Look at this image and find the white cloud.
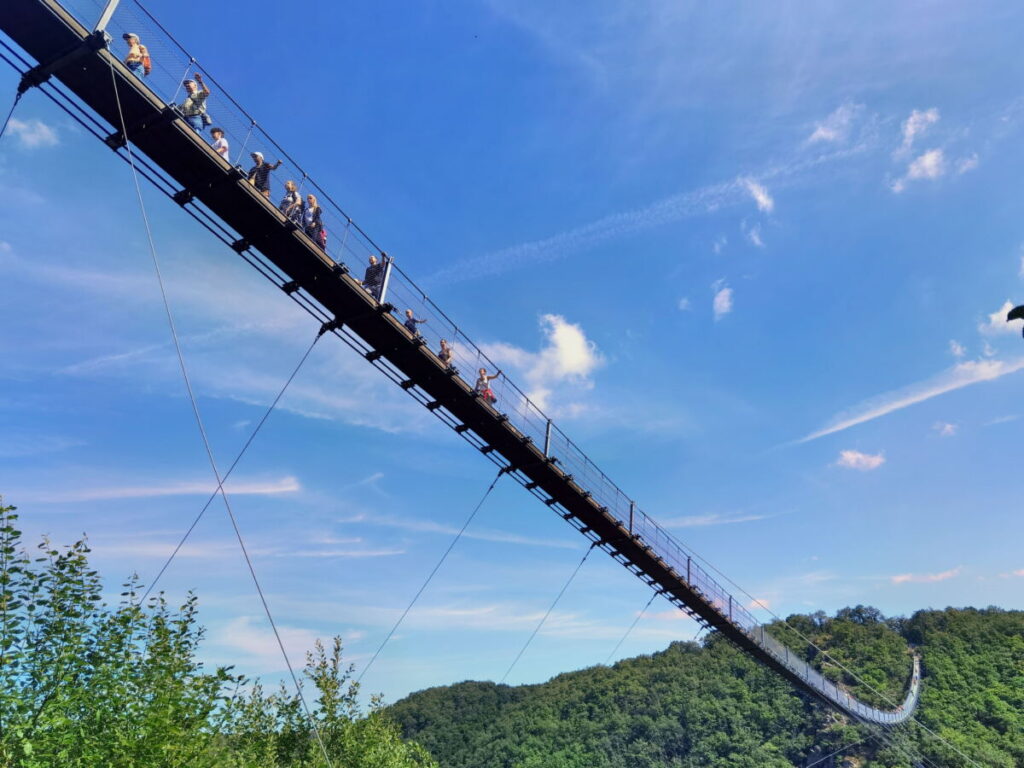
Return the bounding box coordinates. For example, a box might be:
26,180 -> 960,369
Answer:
801,357 -> 1024,442
907,149 -> 946,181
807,102 -> 863,144
481,313 -> 603,413
677,297 -> 692,311
712,283 -> 733,320
28,475 -> 300,503
890,566 -> 962,585
980,300 -> 1024,335
741,178 -> 774,212
948,339 -> 965,358
834,450 -> 885,471
896,107 -> 939,157
956,153 -> 979,174
746,598 -> 772,611
1014,569 -> 1024,577
932,422 -> 957,437
7,117 -> 59,149
712,236 -> 727,254
892,149 -> 946,192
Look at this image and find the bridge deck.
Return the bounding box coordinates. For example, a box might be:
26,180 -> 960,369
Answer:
0,0 -> 919,725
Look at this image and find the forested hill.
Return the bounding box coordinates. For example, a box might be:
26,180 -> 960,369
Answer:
387,607 -> 1024,768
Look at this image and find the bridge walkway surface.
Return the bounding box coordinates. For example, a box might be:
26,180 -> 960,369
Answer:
0,0 -> 921,726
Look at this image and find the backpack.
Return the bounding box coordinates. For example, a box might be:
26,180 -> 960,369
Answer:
140,45 -> 152,76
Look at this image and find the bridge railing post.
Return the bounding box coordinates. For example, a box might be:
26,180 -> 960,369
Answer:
93,0 -> 121,33
543,418 -> 552,457
629,501 -> 635,534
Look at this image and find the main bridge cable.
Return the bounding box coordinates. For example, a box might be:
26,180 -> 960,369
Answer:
103,58 -> 336,768
500,541 -> 598,685
138,329 -> 323,606
355,467 -> 506,686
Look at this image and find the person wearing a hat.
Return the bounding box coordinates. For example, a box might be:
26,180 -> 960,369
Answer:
179,72 -> 210,132
122,33 -> 151,78
247,151 -> 282,198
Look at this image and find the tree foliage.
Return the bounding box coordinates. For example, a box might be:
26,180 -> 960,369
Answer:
389,605 -> 1024,768
0,503 -> 434,768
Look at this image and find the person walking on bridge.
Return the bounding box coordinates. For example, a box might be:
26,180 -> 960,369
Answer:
403,309 -> 427,338
303,193 -> 325,249
358,254 -> 385,300
179,73 -> 210,133
247,152 -> 281,198
279,180 -> 302,224
475,368 -> 501,405
438,338 -> 454,369
121,33 -> 151,79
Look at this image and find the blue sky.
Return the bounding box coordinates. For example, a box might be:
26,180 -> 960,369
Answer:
2,0 -> 1024,705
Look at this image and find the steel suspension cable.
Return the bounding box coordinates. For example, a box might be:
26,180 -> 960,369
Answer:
356,468 -> 505,686
138,329 -> 323,605
604,590 -> 659,665
500,541 -> 597,684
104,59 -> 335,768
0,90 -> 22,142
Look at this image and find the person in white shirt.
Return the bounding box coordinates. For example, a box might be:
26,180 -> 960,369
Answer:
210,127 -> 229,164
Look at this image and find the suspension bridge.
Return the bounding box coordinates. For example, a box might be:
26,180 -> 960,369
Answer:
0,0 -> 931,748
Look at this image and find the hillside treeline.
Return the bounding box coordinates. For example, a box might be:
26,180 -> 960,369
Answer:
389,606 -> 1024,767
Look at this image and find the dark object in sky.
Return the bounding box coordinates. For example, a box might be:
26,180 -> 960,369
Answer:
1009,304 -> 1024,337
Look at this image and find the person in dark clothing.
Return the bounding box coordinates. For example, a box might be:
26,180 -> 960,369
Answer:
247,151 -> 282,198
403,309 -> 426,338
358,254 -> 385,299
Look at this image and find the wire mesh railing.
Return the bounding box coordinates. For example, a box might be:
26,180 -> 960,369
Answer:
41,0 -> 921,725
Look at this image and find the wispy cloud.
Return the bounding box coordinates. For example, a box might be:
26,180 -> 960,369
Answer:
890,566 -> 962,585
7,117 -> 59,149
741,178 -> 774,212
677,297 -> 692,311
742,220 -> 765,248
340,512 -> 580,550
834,449 -> 885,471
932,421 -> 957,437
948,339 -> 966,358
984,414 -> 1019,426
807,102 -> 864,145
800,357 -> 1024,442
660,512 -> 769,528
956,153 -> 979,174
895,107 -> 939,157
27,475 -> 300,503
424,141 -> 874,286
